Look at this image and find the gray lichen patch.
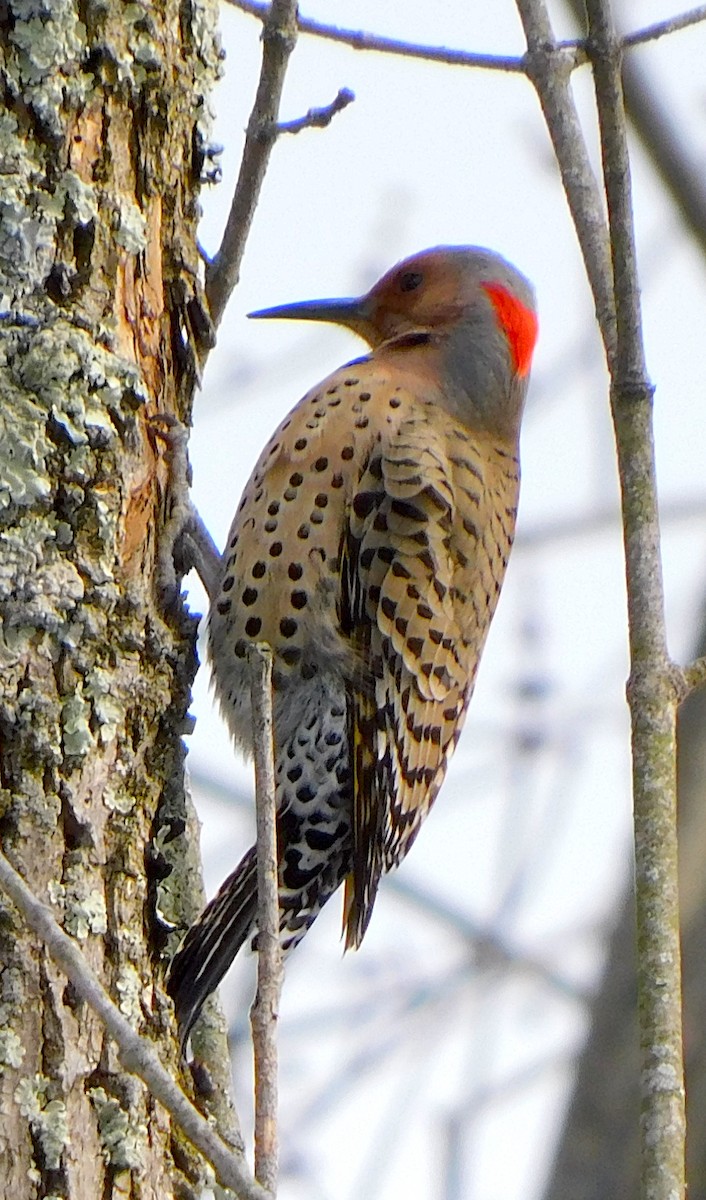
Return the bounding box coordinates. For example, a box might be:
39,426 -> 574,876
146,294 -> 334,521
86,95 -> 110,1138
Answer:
101,781 -> 136,814
98,2 -> 164,90
60,169 -> 99,227
0,516 -> 85,640
14,323 -> 147,435
0,782 -> 62,835
153,774 -> 204,934
0,965 -> 23,1028
62,871 -> 108,939
0,111 -> 58,306
61,686 -> 95,757
6,0 -> 91,137
0,322 -> 150,636
0,1027 -> 25,1070
114,197 -> 147,255
0,321 -> 147,509
84,665 -> 123,743
0,315 -> 171,849
88,1085 -> 147,1170
14,1074 -> 70,1171
0,383 -> 53,507
115,963 -> 144,1026
0,3 -> 96,307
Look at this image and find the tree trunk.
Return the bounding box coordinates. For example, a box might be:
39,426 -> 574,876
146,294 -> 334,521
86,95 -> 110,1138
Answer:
0,2 -> 233,1194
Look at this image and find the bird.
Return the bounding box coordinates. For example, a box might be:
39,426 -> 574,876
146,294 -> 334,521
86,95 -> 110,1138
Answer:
167,245 -> 538,1046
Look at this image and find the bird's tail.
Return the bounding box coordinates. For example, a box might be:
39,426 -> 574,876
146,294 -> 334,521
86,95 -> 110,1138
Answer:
167,846 -> 258,1049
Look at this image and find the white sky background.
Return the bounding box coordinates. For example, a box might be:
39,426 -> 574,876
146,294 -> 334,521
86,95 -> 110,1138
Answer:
183,4 -> 706,1198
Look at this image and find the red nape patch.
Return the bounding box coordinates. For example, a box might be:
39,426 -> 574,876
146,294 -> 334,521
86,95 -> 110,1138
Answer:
482,283 -> 538,377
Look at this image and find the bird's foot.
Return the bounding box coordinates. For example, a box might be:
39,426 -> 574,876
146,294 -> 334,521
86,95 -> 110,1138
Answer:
148,414 -> 223,611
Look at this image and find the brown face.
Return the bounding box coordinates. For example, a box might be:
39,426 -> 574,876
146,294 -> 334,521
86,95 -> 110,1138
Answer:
363,251 -> 469,344
365,248 -> 538,378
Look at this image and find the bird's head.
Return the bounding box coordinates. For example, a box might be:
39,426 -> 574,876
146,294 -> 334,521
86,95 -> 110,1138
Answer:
250,246 -> 538,437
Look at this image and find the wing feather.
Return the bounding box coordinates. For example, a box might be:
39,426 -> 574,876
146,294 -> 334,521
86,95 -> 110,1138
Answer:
342,403 -> 480,947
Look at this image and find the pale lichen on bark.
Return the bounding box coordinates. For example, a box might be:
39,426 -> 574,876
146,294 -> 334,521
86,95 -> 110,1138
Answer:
0,0 -> 234,1194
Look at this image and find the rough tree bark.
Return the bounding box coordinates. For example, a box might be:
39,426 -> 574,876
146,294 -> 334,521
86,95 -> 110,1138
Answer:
0,2 -> 237,1195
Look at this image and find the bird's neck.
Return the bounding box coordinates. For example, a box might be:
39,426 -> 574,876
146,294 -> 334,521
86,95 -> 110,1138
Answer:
377,323 -> 525,443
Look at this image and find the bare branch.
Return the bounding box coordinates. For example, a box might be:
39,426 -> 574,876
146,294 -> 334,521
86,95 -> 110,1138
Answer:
0,849 -> 270,1200
623,5 -> 706,48
586,18 -> 647,381
515,0 -> 615,355
585,1 -> 685,1195
224,1 -> 706,80
205,0 -> 299,330
277,87 -> 355,135
249,644 -> 283,1194
226,0 -> 531,72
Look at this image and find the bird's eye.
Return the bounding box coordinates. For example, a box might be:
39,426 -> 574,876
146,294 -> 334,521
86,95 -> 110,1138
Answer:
399,271 -> 423,293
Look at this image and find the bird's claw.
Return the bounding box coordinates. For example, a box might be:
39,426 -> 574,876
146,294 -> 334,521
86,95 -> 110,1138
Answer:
148,413 -> 223,609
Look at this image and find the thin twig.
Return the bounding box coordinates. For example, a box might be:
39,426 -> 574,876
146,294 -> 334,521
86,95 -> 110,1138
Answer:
225,0 -> 531,72
249,644 -> 283,1195
623,4 -> 706,48
226,1 -> 706,73
0,848 -> 270,1200
586,20 -> 647,378
277,87 -> 355,135
205,0 -> 299,329
585,2 -> 685,1197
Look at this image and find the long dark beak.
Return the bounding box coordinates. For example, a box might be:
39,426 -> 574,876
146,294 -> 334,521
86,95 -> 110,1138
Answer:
248,295 -> 374,340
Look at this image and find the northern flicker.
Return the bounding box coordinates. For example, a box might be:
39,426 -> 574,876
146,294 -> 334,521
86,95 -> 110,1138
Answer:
168,245 -> 538,1044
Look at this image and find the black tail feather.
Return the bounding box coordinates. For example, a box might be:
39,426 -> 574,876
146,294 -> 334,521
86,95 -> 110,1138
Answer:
167,846 -> 258,1049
